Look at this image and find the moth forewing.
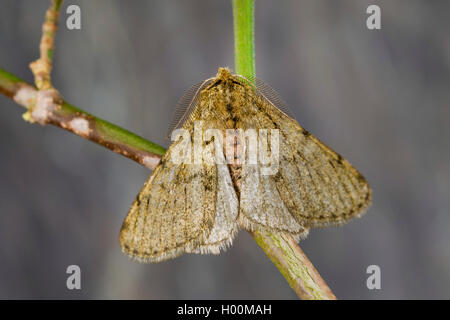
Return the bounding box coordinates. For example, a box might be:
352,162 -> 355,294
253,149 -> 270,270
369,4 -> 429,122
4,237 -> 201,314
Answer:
253,90 -> 372,228
119,141 -> 219,262
258,129 -> 280,176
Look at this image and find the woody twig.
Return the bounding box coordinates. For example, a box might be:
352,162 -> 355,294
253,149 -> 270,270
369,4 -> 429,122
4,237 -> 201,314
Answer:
0,68 -> 164,169
29,0 -> 63,90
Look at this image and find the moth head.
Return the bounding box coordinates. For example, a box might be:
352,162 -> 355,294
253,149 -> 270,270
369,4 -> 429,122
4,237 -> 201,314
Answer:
216,67 -> 234,82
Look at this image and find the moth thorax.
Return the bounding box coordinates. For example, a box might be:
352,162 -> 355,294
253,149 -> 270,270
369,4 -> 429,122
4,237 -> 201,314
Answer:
216,67 -> 234,82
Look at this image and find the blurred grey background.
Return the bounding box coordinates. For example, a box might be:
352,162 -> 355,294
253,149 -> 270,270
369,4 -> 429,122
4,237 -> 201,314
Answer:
0,0 -> 449,299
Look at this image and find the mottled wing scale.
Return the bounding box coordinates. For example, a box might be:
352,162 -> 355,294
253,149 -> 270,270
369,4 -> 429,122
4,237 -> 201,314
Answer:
120,79 -> 240,262
190,81 -> 243,254
237,76 -> 371,230
119,150 -> 217,262
239,163 -> 309,240
229,80 -> 307,238
193,163 -> 239,254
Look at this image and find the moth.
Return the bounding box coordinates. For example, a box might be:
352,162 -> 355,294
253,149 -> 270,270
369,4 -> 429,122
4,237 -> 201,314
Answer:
119,68 -> 371,262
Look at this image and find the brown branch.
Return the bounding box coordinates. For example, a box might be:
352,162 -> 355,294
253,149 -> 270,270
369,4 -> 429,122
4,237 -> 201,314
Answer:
29,0 -> 63,90
1,69 -> 164,169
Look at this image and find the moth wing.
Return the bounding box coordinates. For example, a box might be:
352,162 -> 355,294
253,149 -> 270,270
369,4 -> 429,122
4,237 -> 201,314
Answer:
166,79 -> 213,139
191,100 -> 240,254
276,119 -> 371,228
193,163 -> 239,254
239,163 -> 309,239
121,89 -> 239,261
119,145 -> 216,262
239,79 -> 371,231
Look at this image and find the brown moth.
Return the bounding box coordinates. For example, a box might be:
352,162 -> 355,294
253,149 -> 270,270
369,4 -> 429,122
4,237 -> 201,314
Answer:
119,68 -> 372,262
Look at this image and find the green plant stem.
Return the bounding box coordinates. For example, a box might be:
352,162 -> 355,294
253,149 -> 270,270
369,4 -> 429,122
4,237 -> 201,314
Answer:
232,0 -> 255,80
232,0 -> 336,300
